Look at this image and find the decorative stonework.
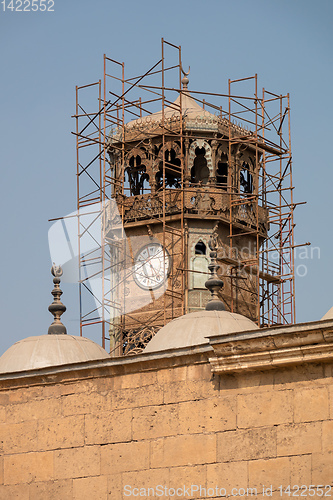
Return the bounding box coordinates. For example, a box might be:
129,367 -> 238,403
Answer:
208,320 -> 333,374
191,190 -> 216,213
187,139 -> 213,177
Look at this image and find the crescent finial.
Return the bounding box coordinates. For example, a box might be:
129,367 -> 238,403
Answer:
181,65 -> 190,90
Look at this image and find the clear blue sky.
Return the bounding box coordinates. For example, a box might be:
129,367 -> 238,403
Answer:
0,0 -> 332,354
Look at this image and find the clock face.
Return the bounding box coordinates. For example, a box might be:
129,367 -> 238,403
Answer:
134,243 -> 170,290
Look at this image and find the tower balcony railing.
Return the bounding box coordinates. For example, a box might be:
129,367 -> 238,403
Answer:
114,186 -> 268,233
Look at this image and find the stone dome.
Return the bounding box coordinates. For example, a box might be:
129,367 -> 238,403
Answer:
123,91 -> 220,137
126,92 -> 217,127
144,310 -> 259,353
110,80 -> 248,142
0,335 -> 110,374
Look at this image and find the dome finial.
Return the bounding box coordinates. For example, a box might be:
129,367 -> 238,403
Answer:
181,65 -> 190,90
205,227 -> 226,311
48,264 -> 67,335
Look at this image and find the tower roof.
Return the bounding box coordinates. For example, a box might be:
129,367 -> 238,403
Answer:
125,91 -> 219,132
109,71 -> 252,144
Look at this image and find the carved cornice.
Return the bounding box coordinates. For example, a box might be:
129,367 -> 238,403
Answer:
208,320 -> 333,374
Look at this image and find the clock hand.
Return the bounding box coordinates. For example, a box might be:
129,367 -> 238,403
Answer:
142,262 -> 150,277
148,261 -> 156,275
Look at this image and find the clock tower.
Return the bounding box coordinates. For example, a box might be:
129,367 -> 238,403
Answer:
105,71 -> 269,355
75,44 -> 295,355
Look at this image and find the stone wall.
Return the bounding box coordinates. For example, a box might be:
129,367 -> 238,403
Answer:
0,347 -> 332,499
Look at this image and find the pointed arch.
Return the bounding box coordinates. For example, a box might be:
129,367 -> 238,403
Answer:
155,141 -> 182,189
188,139 -> 213,184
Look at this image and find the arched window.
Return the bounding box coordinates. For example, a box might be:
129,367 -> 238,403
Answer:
216,156 -> 228,189
195,241 -> 207,255
192,240 -> 209,289
156,148 -> 181,189
191,147 -> 210,184
240,162 -> 253,194
125,155 -> 149,195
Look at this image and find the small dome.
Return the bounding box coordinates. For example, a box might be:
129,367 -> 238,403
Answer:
0,335 -> 110,374
144,310 -> 258,353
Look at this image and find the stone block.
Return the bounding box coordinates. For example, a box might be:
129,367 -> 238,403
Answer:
62,391 -> 110,417
113,371 -> 157,390
0,394 -> 9,406
169,465 -> 205,497
178,397 -> 236,434
122,468 -> 170,498
29,479 -> 73,499
7,387 -> 41,404
312,452 -> 333,485
163,380 -> 215,404
0,484 -> 30,499
0,421 -> 38,453
324,364 -> 333,379
186,363 -> 212,381
6,398 -> 61,423
237,390 -> 293,428
207,461 -> 247,491
235,370 -> 275,392
101,441 -> 149,474
248,457 -> 290,490
4,451 -> 54,484
57,381 -> 98,397
85,408 -> 132,445
217,427 -> 276,462
112,384 -> 163,410
92,376 -> 114,395
218,370 -> 274,397
156,366 -> 187,385
54,446 -> 100,479
277,422 -> 322,456
73,476 -> 108,500
290,455 -> 312,485
60,380 -> 99,395
0,408 -> 5,424
294,387 -> 329,423
107,473 -> 123,500
273,365 -> 326,390
37,415 -> 85,450
150,434 -> 216,468
322,420 -> 333,452
132,404 -> 179,440
329,386 -> 333,419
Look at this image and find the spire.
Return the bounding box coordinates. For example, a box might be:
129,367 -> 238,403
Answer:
205,228 -> 226,311
181,65 -> 190,91
48,264 -> 67,335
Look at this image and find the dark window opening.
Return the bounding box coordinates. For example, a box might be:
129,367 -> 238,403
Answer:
156,148 -> 181,189
216,161 -> 228,188
195,241 -> 206,255
125,155 -> 149,195
191,147 -> 209,184
240,162 -> 253,194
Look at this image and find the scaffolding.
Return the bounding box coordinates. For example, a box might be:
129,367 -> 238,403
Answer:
226,76 -> 296,326
73,39 -> 297,355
